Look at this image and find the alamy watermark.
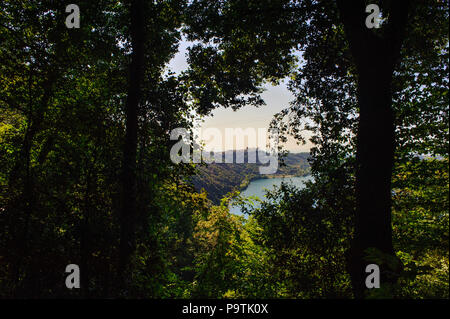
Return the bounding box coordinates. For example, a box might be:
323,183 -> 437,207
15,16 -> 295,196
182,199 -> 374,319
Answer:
365,264 -> 380,289
170,127 -> 279,175
366,4 -> 381,29
65,264 -> 80,289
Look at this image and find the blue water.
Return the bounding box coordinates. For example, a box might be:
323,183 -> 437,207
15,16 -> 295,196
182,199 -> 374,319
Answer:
229,175 -> 313,215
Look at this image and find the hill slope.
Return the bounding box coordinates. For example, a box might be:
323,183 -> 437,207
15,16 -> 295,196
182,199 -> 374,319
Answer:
190,151 -> 310,204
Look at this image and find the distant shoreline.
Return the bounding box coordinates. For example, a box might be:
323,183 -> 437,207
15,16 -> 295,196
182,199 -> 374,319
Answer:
239,173 -> 311,191
191,152 -> 311,204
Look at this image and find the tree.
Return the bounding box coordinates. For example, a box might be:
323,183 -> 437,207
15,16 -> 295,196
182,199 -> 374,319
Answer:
272,0 -> 448,297
0,0 -> 126,296
0,0 -> 446,299
118,0 -> 145,288
335,0 -> 411,297
0,0 -> 193,297
182,0 -> 448,297
117,0 -> 188,291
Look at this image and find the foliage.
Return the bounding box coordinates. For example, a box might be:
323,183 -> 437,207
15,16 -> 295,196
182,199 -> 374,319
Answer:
0,0 -> 447,299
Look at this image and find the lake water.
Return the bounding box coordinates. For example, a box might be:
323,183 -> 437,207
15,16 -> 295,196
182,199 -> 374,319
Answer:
229,175 -> 313,215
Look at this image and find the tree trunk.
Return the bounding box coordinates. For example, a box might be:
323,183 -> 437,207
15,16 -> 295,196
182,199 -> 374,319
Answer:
350,58 -> 396,297
118,0 -> 145,289
8,71 -> 56,296
336,0 -> 411,297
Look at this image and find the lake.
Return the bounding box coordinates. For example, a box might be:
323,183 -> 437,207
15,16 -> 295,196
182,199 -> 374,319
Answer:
229,175 -> 313,215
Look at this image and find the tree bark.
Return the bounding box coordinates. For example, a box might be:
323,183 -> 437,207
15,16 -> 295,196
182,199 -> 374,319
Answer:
336,0 -> 411,297
350,58 -> 396,297
118,0 -> 145,289
8,71 -> 57,296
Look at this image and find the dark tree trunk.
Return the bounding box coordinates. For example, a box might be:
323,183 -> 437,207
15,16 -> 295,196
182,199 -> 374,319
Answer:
336,0 -> 411,297
8,72 -> 56,296
350,59 -> 396,297
118,0 -> 145,288
80,167 -> 93,298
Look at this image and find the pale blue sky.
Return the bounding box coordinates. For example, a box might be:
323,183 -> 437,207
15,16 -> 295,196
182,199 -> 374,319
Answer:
167,40 -> 312,153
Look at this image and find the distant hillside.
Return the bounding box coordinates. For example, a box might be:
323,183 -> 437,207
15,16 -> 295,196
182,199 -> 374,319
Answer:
190,151 -> 310,204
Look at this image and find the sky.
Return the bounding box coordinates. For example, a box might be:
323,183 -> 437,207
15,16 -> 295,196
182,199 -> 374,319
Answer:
167,40 -> 312,153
